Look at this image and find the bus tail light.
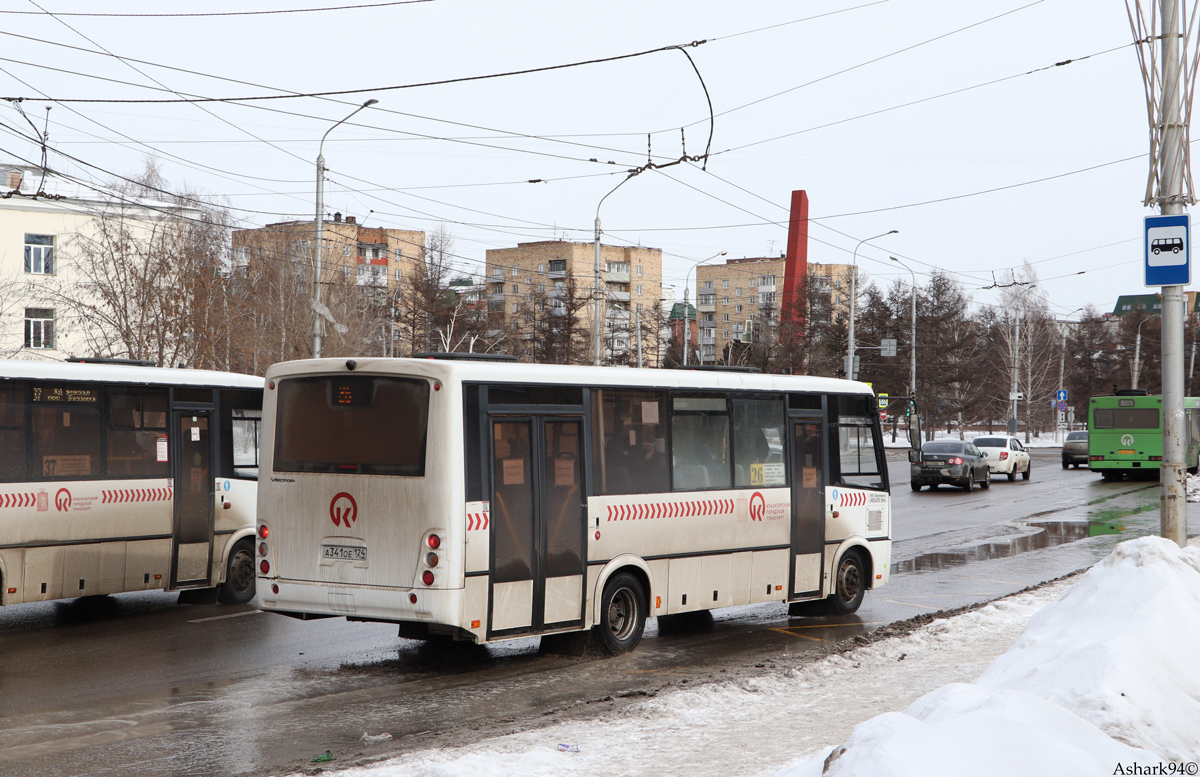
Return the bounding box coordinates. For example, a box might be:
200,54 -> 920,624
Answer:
426,552 -> 439,567
421,570 -> 434,586
427,534 -> 441,549
1091,455 -> 1105,461
259,560 -> 270,574
258,542 -> 268,556
1150,456 -> 1162,461
258,524 -> 269,539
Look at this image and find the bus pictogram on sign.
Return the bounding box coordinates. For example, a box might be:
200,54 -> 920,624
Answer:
330,492 -> 358,527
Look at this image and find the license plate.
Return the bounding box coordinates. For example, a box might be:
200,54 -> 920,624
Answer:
322,544 -> 366,562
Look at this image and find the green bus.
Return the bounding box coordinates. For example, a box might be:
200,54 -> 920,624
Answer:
1088,391 -> 1200,480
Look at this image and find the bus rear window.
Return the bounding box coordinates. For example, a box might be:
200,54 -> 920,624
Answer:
274,376 -> 429,475
1093,408 -> 1160,429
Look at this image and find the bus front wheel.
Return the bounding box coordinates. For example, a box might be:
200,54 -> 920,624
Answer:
217,539 -> 256,605
595,572 -> 646,655
830,550 -> 866,615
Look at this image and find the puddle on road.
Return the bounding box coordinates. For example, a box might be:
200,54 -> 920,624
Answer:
892,503 -> 1157,574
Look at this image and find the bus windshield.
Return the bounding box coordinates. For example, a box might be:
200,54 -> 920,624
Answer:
274,375 -> 429,475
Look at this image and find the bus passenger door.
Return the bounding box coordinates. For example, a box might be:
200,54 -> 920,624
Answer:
488,416 -> 585,636
171,412 -> 214,589
789,418 -> 825,598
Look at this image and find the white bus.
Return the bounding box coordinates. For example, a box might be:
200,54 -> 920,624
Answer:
255,356 -> 895,653
0,359 -> 263,608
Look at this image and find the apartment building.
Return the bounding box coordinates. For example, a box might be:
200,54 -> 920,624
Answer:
484,240 -> 663,364
693,257 -> 855,362
0,163 -> 200,360
232,214 -> 425,299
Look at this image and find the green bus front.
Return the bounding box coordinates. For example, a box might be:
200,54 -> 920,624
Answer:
1088,394 -> 1200,478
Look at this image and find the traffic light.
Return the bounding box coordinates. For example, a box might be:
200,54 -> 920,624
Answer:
753,322 -> 761,343
905,401 -> 912,417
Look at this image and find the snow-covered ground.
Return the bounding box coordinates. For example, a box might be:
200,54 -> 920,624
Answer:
302,537 -> 1200,777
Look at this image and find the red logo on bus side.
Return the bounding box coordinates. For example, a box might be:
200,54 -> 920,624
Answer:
330,492 -> 357,527
748,492 -> 765,522
55,488 -> 71,512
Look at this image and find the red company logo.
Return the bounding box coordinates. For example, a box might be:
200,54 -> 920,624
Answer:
748,491 -> 765,522
55,488 -> 71,512
330,492 -> 357,527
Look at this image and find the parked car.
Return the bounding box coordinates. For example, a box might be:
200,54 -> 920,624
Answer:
1062,431 -> 1089,469
973,436 -> 1032,481
910,440 -> 991,491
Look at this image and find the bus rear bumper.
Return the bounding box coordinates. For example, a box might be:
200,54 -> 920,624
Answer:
255,577 -> 467,629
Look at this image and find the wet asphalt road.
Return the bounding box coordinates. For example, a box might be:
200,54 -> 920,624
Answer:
2,450 -> 1196,777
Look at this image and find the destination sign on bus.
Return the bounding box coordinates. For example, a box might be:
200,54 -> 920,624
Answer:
31,385 -> 99,403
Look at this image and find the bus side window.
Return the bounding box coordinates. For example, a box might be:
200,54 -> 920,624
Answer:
671,395 -> 732,491
731,396 -> 786,487
0,382 -> 28,481
31,391 -> 102,480
591,389 -> 669,496
106,388 -> 169,478
831,395 -> 885,491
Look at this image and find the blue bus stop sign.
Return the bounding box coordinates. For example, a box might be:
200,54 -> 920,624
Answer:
1145,213 -> 1190,286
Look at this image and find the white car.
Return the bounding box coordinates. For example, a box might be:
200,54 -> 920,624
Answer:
972,436 -> 1032,481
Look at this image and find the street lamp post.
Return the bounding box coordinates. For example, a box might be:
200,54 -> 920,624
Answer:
1132,314 -> 1157,390
593,174 -> 639,366
846,230 -> 898,379
683,251 -> 726,366
1055,308 -> 1083,441
889,257 -> 917,403
313,98 -> 378,359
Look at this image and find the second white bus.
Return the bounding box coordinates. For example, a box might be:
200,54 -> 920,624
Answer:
0,359 -> 263,608
255,357 -> 895,653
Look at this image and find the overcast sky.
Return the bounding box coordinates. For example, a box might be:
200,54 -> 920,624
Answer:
0,0 -> 1171,318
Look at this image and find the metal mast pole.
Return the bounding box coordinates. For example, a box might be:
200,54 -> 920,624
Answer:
889,256 -> 917,401
846,230 -> 897,379
312,99 -> 377,359
1160,0 -> 1188,545
593,217 -> 603,366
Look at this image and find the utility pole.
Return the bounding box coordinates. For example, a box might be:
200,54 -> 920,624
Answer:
846,230 -> 897,379
593,217 -> 604,366
1009,313 -> 1021,435
1130,0 -> 1193,544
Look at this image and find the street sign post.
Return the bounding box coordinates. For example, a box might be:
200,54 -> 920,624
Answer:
878,392 -> 889,410
881,338 -> 897,357
1145,213 -> 1191,287
1057,389 -> 1068,402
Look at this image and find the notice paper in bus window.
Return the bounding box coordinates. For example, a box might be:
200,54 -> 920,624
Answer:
157,436 -> 168,462
803,467 -> 818,488
555,457 -> 575,487
641,401 -> 659,425
503,458 -> 524,485
763,462 -> 786,485
43,455 -> 90,477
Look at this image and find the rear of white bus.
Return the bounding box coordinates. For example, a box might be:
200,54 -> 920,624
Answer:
254,359 -> 468,637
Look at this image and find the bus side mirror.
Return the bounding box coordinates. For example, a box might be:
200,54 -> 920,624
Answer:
908,449 -> 923,464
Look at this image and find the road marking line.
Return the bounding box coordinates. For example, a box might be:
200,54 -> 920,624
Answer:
188,609 -> 263,623
877,598 -> 941,611
782,621 -> 886,629
769,628 -> 823,640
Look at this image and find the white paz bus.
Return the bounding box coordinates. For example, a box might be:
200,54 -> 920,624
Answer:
0,359 -> 263,608
256,356 -> 897,654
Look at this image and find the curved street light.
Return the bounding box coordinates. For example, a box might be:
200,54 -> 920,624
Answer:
846,230 -> 898,379
889,256 -> 917,401
312,98 -> 378,358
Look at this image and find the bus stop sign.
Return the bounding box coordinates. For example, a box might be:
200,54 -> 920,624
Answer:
1145,213 -> 1190,287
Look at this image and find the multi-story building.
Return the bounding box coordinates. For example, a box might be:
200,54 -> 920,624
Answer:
693,257 -> 855,362
0,163 -> 200,360
232,214 -> 425,353
484,240 -> 663,364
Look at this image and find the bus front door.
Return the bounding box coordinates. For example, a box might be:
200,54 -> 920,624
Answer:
789,418 -> 826,598
488,416 -> 586,636
171,411 -> 214,589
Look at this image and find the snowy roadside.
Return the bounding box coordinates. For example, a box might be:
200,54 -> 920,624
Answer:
295,579 -> 1078,777
882,430 -> 1067,449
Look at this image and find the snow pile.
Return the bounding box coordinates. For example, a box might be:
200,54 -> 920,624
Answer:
1187,474 -> 1200,502
781,537 -> 1200,776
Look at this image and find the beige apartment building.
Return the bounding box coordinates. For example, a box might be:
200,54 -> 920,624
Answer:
693,257 -> 855,362
484,240 -> 663,364
232,214 -> 425,296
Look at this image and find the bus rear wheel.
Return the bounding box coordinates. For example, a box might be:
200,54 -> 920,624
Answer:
830,550 -> 866,615
594,572 -> 646,655
217,539 -> 256,605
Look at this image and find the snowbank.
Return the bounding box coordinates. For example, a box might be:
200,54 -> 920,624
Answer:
781,537 -> 1200,776
883,430 -> 1068,449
